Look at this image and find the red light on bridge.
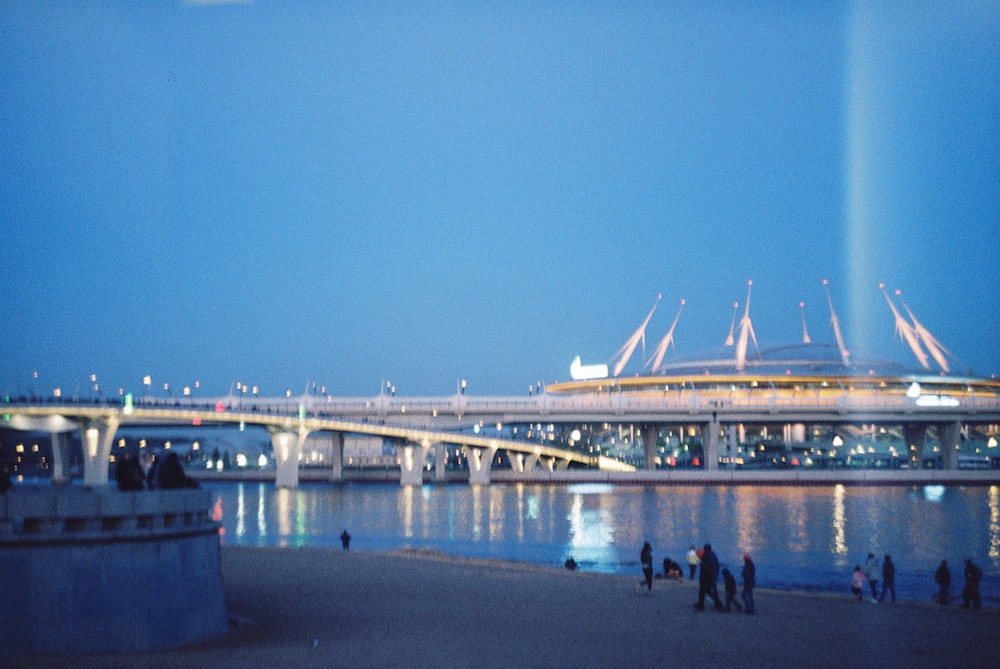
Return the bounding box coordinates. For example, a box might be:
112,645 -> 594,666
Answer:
215,402 -> 226,413
192,416 -> 202,426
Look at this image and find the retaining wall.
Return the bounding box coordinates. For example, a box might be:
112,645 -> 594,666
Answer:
0,487 -> 228,656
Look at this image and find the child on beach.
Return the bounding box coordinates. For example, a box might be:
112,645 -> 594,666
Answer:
722,568 -> 742,612
851,565 -> 865,601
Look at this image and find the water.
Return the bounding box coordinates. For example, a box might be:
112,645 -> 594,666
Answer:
204,481 -> 1000,605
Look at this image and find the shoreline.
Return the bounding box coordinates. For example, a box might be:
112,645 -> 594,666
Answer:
14,545 -> 998,668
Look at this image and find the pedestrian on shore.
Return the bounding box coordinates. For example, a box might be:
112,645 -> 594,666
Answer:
879,555 -> 896,603
934,559 -> 951,605
663,557 -> 681,579
865,553 -> 880,603
565,557 -> 578,571
851,565 -> 865,601
695,543 -> 724,611
722,567 -> 742,612
686,545 -> 700,580
961,558 -> 982,609
640,541 -> 653,592
340,529 -> 351,550
741,553 -> 756,614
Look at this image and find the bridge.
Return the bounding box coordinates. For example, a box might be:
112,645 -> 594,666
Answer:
4,379 -> 1000,487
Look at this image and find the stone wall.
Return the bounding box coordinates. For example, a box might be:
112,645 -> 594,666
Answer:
0,487 -> 228,656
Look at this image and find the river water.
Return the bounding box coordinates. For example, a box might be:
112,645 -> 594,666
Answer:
204,481 -> 999,605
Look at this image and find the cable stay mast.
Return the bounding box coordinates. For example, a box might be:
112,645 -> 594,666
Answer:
645,299 -> 685,373
610,295 -> 660,377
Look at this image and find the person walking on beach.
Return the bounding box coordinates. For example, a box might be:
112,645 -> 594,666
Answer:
961,558 -> 982,609
687,546 -> 700,580
851,565 -> 865,601
935,559 -> 951,605
640,542 -> 654,592
340,529 -> 351,550
695,543 -> 724,611
865,553 -> 880,603
722,567 -> 742,612
741,553 -> 756,614
879,555 -> 896,603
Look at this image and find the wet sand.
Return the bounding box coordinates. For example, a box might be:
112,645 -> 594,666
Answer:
16,545 -> 998,668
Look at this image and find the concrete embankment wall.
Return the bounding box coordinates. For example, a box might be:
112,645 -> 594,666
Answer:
0,487 -> 227,656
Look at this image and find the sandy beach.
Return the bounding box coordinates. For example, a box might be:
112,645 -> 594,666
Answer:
15,544 -> 998,668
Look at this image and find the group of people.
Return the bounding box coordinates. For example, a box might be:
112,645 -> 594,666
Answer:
850,552 -> 984,609
637,542 -> 756,614
114,450 -> 197,491
934,557 -> 983,609
850,553 -> 896,603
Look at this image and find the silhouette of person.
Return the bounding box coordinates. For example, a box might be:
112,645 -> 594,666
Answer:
741,553 -> 756,614
158,452 -> 193,489
565,557 -> 578,571
864,553 -> 880,603
696,543 -> 723,611
879,555 -> 896,603
722,568 -> 742,612
961,558 -> 982,609
114,451 -> 145,491
340,529 -> 351,550
934,559 -> 951,605
640,542 -> 653,592
851,565 -> 865,601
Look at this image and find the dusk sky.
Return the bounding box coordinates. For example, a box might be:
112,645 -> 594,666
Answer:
2,2 -> 998,399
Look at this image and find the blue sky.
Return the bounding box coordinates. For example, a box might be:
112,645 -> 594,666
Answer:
2,1 -> 998,398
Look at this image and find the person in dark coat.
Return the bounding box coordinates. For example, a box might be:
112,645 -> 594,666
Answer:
961,558 -> 982,609
741,553 -> 756,614
114,451 -> 145,491
157,452 -> 193,489
722,568 -> 742,612
639,542 -> 654,592
934,559 -> 951,605
879,555 -> 896,602
695,543 -> 724,611
340,529 -> 352,550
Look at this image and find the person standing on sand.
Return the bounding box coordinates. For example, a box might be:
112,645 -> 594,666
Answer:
340,529 -> 351,550
961,558 -> 982,609
865,553 -> 880,603
851,565 -> 865,601
687,546 -> 700,580
879,555 -> 896,603
640,542 -> 654,592
695,543 -> 723,611
741,553 -> 756,614
722,568 -> 742,612
935,559 -> 951,605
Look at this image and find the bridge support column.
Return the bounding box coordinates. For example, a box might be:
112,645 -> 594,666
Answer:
525,453 -> 540,471
434,442 -> 448,482
398,442 -> 429,486
509,452 -> 525,473
904,424 -> 928,467
50,431 -> 73,484
329,431 -> 345,482
272,427 -> 311,489
938,421 -> 962,470
465,445 -> 497,485
703,417 -> 720,471
80,415 -> 120,487
641,426 -> 658,470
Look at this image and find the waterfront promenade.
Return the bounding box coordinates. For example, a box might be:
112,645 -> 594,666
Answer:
14,545 -> 998,668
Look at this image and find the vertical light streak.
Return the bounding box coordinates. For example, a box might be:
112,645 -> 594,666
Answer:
845,0 -> 883,356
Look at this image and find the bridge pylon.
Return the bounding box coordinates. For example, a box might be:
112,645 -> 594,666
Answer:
271,427 -> 312,488
465,443 -> 498,485
79,414 -> 120,487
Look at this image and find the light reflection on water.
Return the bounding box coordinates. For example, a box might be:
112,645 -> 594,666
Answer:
206,481 -> 999,604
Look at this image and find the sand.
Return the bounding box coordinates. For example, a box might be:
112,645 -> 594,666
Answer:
14,545 -> 998,668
